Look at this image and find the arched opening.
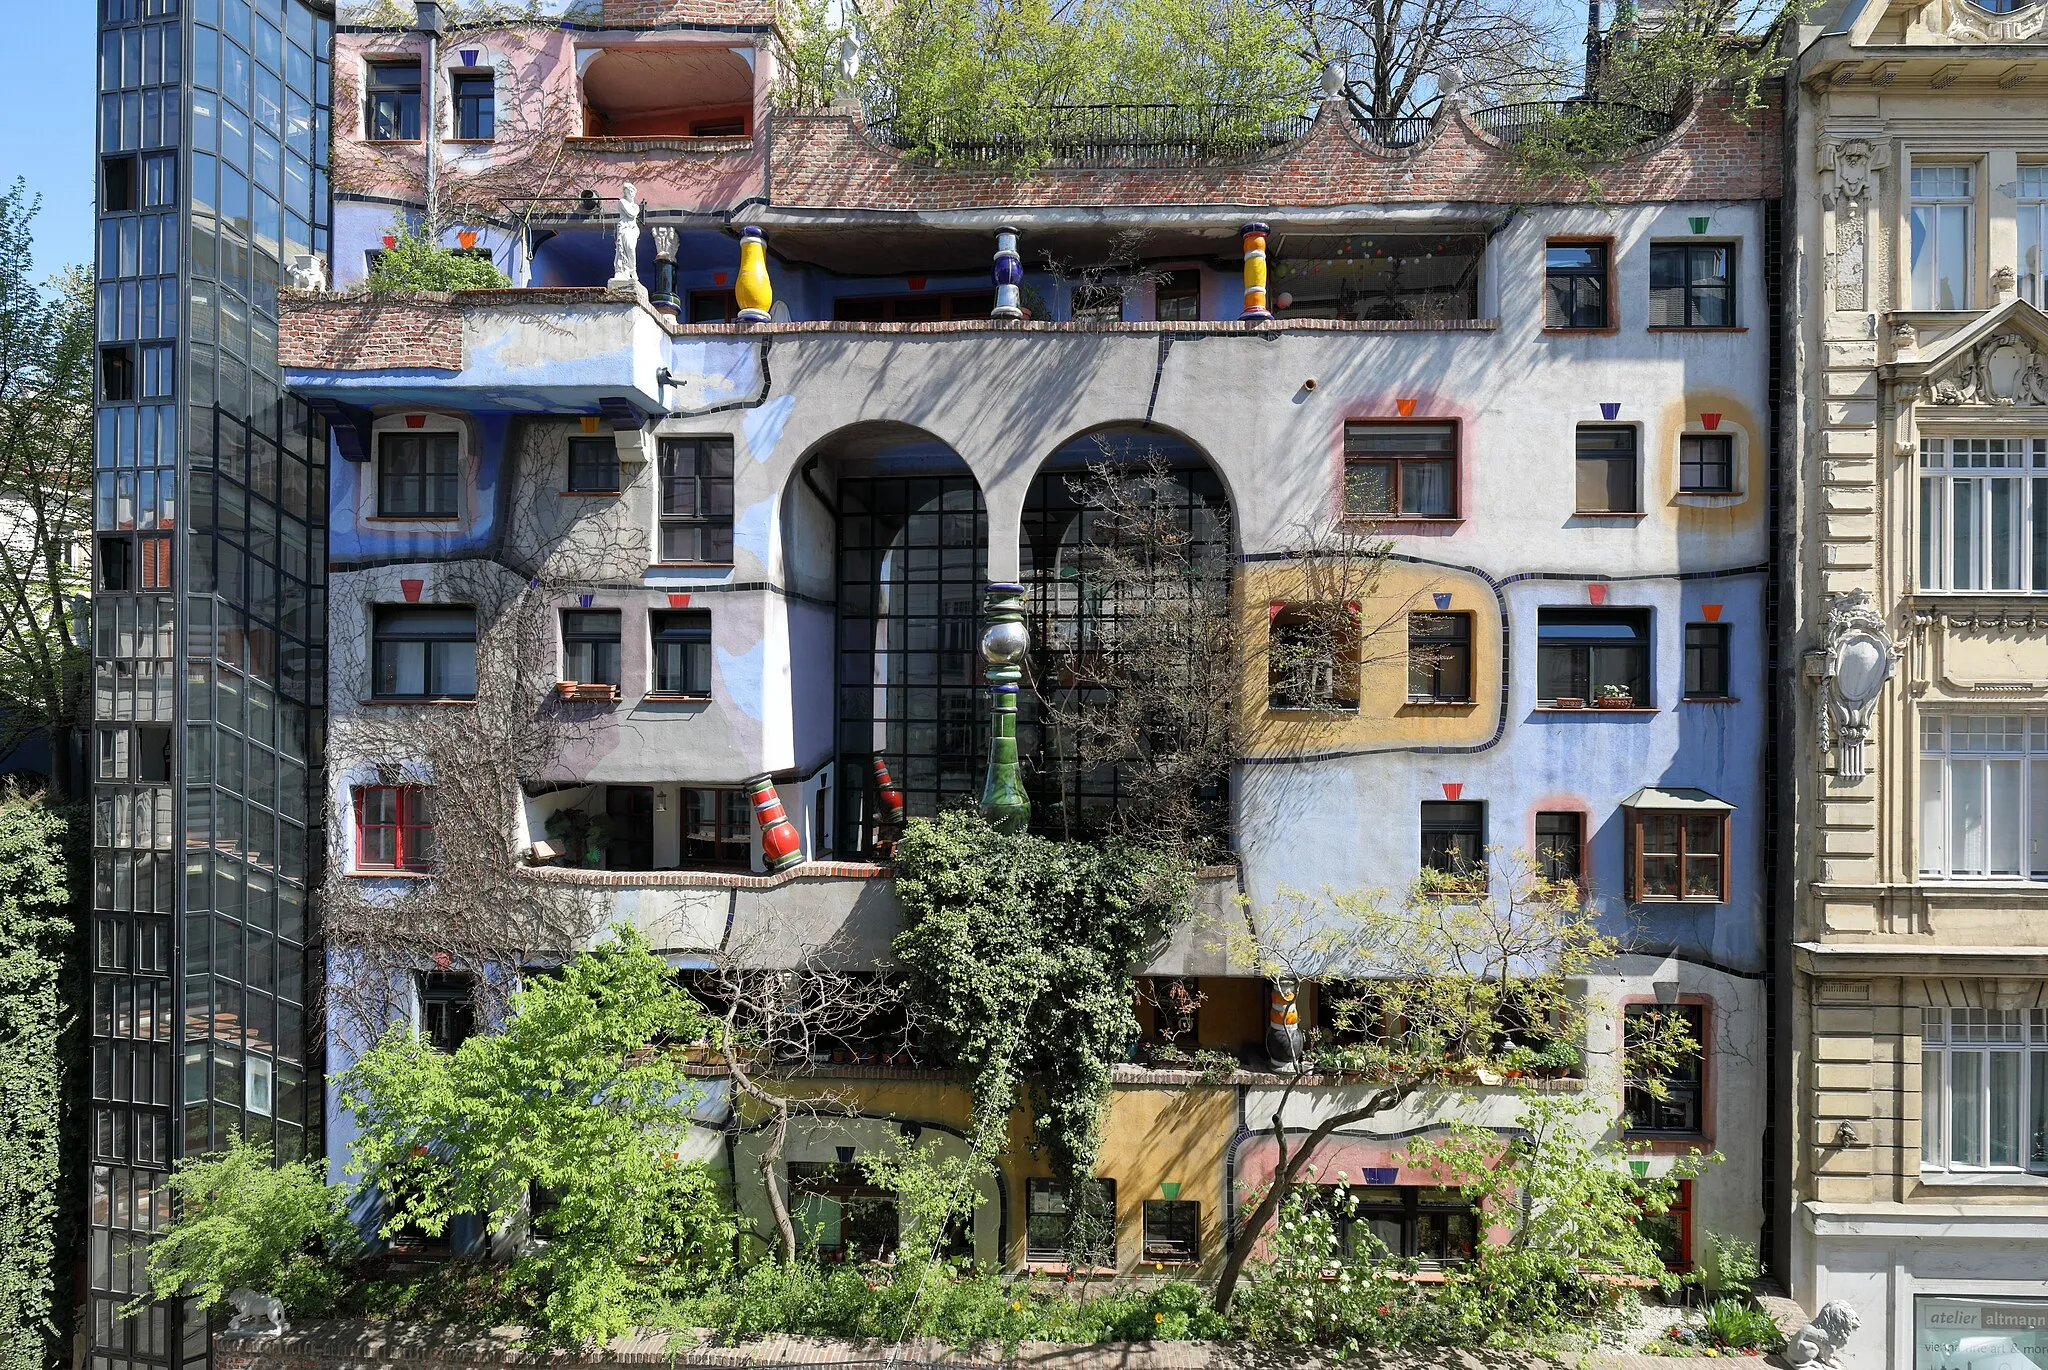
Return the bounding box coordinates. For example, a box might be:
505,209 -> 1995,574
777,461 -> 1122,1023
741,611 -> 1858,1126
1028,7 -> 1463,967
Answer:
1017,424 -> 1234,848
793,424 -> 988,857
578,47 -> 756,139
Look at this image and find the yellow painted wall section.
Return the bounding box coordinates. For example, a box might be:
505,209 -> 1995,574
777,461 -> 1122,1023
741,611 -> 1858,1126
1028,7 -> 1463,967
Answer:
1097,1084 -> 1238,1279
1240,560 -> 1499,757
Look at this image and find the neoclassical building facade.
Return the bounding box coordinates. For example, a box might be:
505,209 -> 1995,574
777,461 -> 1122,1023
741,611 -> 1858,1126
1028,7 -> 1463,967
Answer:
1785,0 -> 2048,1361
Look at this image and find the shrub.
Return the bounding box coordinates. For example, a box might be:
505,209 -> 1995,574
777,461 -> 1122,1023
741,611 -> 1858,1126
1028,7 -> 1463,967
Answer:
1701,1297 -> 1787,1352
130,1135 -> 355,1314
364,224 -> 507,293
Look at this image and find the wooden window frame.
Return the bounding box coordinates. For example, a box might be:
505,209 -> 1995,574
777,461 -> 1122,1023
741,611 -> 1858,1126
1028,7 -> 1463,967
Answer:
353,784 -> 435,873
682,786 -> 752,869
688,289 -> 738,324
1543,236 -> 1615,332
1343,419 -> 1460,522
365,59 -> 423,142
1024,1176 -> 1117,1267
1536,607 -> 1652,707
1534,809 -> 1584,886
1625,808 -> 1728,903
1420,800 -> 1486,887
560,609 -> 623,689
451,71 -> 494,141
376,430 -> 461,519
371,605 -> 478,700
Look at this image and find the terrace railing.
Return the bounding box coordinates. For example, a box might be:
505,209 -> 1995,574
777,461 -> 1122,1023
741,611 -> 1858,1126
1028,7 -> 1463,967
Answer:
865,102 -> 1315,166
1464,99 -> 1677,145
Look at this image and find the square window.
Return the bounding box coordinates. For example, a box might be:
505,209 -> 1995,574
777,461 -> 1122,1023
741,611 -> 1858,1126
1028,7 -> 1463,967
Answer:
1420,800 -> 1485,884
1141,1199 -> 1200,1263
566,435 -> 620,494
1268,604 -> 1360,711
788,1162 -> 899,1262
353,785 -> 434,872
561,610 -> 622,688
1545,241 -> 1609,328
1684,623 -> 1730,699
1535,810 -> 1583,884
1679,433 -> 1735,493
651,610 -> 712,696
658,436 -> 735,563
1575,426 -> 1639,514
1649,243 -> 1734,328
1344,422 -> 1456,519
1537,608 -> 1650,706
377,431 -> 459,518
1407,612 -> 1473,702
1624,1003 -> 1705,1135
1025,1177 -> 1117,1266
689,289 -> 738,323
372,606 -> 477,698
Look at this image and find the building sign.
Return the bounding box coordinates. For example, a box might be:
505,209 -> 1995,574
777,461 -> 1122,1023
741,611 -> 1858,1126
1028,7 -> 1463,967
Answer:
1917,1296 -> 2048,1370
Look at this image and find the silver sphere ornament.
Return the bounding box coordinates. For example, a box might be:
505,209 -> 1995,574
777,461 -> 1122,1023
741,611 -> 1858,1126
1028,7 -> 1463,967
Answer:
980,620 -> 1029,665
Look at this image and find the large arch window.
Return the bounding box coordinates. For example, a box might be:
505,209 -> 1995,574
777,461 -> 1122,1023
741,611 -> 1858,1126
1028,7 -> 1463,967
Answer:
1018,427 -> 1234,844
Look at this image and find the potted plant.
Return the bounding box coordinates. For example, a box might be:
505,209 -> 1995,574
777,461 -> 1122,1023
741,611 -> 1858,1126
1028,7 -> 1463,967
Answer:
1597,684 -> 1635,709
555,680 -> 620,703
1551,695 -> 1586,709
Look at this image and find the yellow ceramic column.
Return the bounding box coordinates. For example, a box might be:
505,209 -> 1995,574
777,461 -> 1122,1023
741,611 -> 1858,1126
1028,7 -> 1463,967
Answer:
735,225 -> 773,322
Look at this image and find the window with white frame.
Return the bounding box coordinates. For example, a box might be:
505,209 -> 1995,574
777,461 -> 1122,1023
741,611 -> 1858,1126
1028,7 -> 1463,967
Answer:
1919,1005 -> 2048,1173
1909,165 -> 1974,311
1918,437 -> 2048,592
2023,167 -> 2048,309
1918,714 -> 2048,879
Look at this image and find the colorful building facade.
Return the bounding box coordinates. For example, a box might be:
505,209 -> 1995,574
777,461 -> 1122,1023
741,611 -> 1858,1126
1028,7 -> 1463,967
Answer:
275,0 -> 1783,1299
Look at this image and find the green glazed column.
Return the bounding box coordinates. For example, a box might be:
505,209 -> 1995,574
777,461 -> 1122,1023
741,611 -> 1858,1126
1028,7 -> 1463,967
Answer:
978,582 -> 1031,834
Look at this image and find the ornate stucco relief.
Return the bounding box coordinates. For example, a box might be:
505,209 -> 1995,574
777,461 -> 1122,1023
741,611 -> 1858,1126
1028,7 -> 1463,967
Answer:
1925,0 -> 2048,42
1820,137 -> 1886,313
1928,331 -> 2048,406
1818,589 -> 1899,781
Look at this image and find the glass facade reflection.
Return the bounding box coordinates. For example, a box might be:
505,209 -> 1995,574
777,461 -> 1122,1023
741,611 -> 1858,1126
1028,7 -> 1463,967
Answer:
91,1 -> 330,1367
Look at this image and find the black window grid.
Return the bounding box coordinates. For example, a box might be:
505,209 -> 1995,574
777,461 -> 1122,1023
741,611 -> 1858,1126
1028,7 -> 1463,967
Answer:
834,476 -> 989,854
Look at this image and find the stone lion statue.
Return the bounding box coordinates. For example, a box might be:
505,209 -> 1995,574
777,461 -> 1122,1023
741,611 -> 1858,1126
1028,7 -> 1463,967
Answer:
1785,1299 -> 1861,1368
224,1288 -> 286,1336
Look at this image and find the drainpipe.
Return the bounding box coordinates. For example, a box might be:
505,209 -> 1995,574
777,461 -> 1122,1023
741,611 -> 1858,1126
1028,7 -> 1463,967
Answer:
1584,0 -> 1602,93
417,2 -> 444,235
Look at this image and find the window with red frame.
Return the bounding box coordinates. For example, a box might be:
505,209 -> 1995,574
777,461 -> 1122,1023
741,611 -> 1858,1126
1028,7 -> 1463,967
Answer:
354,786 -> 435,871
1639,1178 -> 1694,1271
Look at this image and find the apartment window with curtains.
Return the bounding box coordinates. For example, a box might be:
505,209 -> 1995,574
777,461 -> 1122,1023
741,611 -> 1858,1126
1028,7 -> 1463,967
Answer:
1344,422 -> 1456,519
1918,438 -> 2048,592
1910,165 -> 1974,310
1920,1006 -> 2048,1173
1918,715 -> 2048,879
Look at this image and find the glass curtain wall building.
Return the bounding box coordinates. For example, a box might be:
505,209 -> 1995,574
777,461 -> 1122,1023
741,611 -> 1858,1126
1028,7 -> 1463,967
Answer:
90,2 -> 331,1368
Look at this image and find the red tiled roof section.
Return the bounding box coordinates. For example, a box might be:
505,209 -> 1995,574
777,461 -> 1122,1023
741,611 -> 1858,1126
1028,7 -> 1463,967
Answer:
598,0 -> 779,23
278,294 -> 464,373
770,90 -> 1782,211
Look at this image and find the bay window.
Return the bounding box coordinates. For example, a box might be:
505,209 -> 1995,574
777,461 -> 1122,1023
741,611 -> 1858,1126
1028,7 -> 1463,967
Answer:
1918,714 -> 2048,879
1918,437 -> 2048,592
1920,1006 -> 2048,1173
1622,787 -> 1732,902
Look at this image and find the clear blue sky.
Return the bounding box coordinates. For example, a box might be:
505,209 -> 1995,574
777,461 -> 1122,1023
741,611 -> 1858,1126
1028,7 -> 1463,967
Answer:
0,5 -> 98,284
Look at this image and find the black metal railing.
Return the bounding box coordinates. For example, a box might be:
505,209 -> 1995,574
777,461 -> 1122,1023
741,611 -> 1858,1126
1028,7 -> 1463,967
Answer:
1465,99 -> 1676,145
1354,116 -> 1434,149
865,102 -> 1314,166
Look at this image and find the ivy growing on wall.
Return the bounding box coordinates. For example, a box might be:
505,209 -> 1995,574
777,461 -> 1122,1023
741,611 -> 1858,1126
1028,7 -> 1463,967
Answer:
0,788 -> 82,1370
891,810 -> 1192,1184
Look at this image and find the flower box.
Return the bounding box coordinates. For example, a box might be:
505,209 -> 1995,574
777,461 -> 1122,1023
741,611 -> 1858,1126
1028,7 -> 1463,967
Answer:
1597,695 -> 1636,710
1551,696 -> 1586,709
555,680 -> 619,703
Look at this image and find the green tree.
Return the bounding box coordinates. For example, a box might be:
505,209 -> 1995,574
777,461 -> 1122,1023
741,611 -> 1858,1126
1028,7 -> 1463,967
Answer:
0,183 -> 92,795
340,929 -> 736,1344
129,1135 -> 355,1316
0,788 -> 82,1370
